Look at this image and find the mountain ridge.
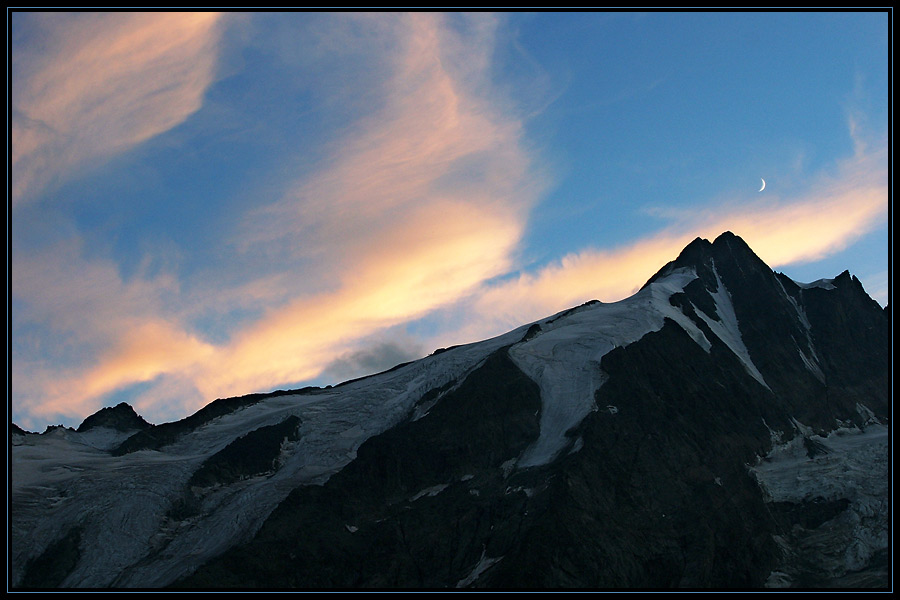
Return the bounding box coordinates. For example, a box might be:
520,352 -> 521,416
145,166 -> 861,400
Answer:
11,232 -> 890,589
13,232 -> 884,437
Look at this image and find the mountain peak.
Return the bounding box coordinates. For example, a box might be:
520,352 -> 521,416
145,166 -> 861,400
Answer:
11,233 -> 889,590
710,230 -> 768,267
76,402 -> 151,433
642,231 -> 761,290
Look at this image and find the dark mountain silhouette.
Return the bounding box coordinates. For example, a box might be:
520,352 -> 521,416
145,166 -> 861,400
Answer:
10,232 -> 889,589
76,402 -> 151,433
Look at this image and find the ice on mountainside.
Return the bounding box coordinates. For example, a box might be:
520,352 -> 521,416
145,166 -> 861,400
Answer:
794,278 -> 838,291
510,263 -> 770,467
751,422 -> 889,583
11,233 -> 889,589
10,325 -> 525,588
692,263 -> 769,389
510,269 -> 704,467
774,274 -> 827,383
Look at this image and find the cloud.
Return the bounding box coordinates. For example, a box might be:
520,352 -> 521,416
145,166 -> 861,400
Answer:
11,14 -> 885,432
11,12 -> 225,206
188,13 -> 541,400
323,335 -> 426,383
11,13 -> 542,427
12,237 -> 179,349
32,319 -> 215,421
243,14 -> 534,259
860,270 -> 889,307
11,237 -> 212,423
463,139 -> 887,336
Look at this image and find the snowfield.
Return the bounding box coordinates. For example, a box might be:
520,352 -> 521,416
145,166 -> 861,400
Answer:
509,264 -> 771,467
751,421 -> 889,585
10,323 -> 524,588
10,255 -> 881,589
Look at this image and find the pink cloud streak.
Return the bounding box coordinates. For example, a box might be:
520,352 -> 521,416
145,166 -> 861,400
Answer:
12,12 -> 225,206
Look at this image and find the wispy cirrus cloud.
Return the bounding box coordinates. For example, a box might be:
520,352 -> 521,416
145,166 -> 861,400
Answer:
12,13 -> 544,427
11,237 -> 214,421
187,12 -> 542,402
10,13 -> 886,433
11,12 -> 225,206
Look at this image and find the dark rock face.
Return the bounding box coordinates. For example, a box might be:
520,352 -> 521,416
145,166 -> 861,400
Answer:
479,321 -> 781,588
793,270 -> 890,418
175,347 -> 543,588
76,402 -> 151,433
11,423 -> 31,436
113,387 -> 318,455
167,416 -> 304,522
647,231 -> 889,430
771,497 -> 851,531
175,233 -> 889,589
12,232 -> 888,590
18,527 -> 82,589
189,416 -> 303,488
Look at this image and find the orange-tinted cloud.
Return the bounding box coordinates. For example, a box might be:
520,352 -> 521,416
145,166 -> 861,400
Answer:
12,13 -> 542,426
33,319 -> 215,419
12,14 -> 886,431
702,150 -> 887,267
465,141 -> 888,335
245,13 -> 534,260
192,13 -> 540,400
11,238 -> 203,421
195,200 -> 524,400
12,12 -> 225,205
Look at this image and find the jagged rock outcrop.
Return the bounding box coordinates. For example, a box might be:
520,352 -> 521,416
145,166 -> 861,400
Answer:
76,402 -> 151,433
10,232 -> 889,589
112,387 -> 318,456
176,233 -> 889,588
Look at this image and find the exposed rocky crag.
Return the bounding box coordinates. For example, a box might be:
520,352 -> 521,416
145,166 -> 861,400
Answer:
10,232 -> 889,589
76,402 -> 151,433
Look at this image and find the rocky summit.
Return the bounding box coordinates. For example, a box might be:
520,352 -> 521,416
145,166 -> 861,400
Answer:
10,232 -> 890,589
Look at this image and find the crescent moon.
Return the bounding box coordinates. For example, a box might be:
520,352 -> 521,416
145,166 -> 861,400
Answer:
758,178 -> 766,192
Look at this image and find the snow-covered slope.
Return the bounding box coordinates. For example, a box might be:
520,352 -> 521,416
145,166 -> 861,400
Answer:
10,232 -> 890,589
510,268 -> 706,467
11,324 -> 525,588
12,264 -> 711,585
752,422 -> 889,587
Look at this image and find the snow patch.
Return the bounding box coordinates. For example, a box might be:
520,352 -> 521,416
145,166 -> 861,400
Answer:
797,348 -> 826,383
78,427 -> 147,451
752,423 -> 888,503
505,485 -> 535,497
775,276 -> 812,330
765,571 -> 793,588
790,417 -> 815,437
410,484 -> 448,502
750,424 -> 889,576
568,436 -> 584,455
456,549 -> 502,588
855,403 -> 879,425
795,278 -> 837,291
511,268 -> 703,468
10,324 -> 527,588
761,418 -> 784,446
775,276 -> 825,382
693,264 -> 769,389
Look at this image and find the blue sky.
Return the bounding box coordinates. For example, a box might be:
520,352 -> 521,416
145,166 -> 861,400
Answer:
10,11 -> 889,430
